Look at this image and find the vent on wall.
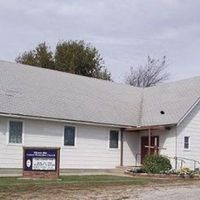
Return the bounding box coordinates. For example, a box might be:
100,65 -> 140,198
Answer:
160,110 -> 165,115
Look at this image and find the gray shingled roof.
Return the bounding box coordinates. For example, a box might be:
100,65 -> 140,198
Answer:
141,77 -> 200,126
0,61 -> 142,127
0,60 -> 199,127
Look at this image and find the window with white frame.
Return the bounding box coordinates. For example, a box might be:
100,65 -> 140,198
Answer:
109,130 -> 119,148
9,121 -> 23,144
184,136 -> 190,149
64,126 -> 75,146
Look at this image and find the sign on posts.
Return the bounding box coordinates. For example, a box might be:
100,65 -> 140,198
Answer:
23,147 -> 60,179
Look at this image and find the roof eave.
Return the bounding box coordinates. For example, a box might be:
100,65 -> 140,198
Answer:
177,97 -> 200,126
125,123 -> 176,132
0,112 -> 138,129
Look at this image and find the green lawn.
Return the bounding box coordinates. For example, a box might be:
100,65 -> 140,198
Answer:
0,175 -> 198,200
0,175 -> 169,189
0,175 -> 198,199
0,175 -> 194,197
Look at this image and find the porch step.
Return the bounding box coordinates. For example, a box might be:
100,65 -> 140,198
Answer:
0,168 -> 22,177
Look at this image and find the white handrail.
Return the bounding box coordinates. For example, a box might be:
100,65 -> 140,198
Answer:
134,154 -> 200,170
166,155 -> 200,170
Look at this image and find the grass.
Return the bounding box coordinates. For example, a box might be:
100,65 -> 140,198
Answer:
0,175 -> 169,189
0,175 -> 150,188
0,174 -> 197,199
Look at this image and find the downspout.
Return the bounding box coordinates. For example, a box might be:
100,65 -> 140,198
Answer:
175,125 -> 178,170
120,128 -> 124,166
148,128 -> 151,155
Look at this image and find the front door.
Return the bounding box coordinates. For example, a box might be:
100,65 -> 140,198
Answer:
141,136 -> 159,163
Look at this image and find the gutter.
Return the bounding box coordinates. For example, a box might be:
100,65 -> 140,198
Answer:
125,123 -> 176,132
0,112 -> 136,129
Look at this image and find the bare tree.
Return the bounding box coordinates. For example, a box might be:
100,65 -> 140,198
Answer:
125,56 -> 169,87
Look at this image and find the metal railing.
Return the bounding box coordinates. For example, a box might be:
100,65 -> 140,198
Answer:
135,153 -> 200,170
175,156 -> 200,170
160,155 -> 200,170
165,156 -> 185,169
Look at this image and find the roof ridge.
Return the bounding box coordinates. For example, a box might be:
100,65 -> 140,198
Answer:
0,60 -> 143,90
1,60 -> 200,91
144,76 -> 200,90
137,91 -> 144,126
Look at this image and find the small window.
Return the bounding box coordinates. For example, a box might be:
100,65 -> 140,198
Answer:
64,126 -> 75,146
184,136 -> 190,149
109,130 -> 119,148
9,121 -> 23,144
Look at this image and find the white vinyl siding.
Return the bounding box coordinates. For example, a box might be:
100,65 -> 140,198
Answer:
0,117 -> 120,169
123,132 -> 140,166
177,102 -> 200,169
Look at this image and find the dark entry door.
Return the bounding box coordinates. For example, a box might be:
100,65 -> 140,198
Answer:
141,136 -> 159,163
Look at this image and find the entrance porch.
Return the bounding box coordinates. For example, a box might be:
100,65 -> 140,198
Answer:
122,125 -> 176,169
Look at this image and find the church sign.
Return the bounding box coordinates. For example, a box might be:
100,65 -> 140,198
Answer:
23,147 -> 60,179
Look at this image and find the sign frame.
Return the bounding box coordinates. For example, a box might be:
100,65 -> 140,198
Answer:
23,147 -> 60,179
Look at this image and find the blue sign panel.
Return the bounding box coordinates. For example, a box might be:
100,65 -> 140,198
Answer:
24,148 -> 57,171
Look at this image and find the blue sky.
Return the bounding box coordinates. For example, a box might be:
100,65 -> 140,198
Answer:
0,0 -> 200,82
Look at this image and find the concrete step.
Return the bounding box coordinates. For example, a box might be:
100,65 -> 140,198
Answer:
0,168 -> 22,177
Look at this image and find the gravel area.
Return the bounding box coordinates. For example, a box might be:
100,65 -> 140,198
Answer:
133,184 -> 200,200
4,182 -> 200,200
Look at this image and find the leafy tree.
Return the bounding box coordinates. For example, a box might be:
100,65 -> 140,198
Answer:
16,41 -> 111,80
54,40 -> 111,80
16,42 -> 54,69
125,56 -> 169,87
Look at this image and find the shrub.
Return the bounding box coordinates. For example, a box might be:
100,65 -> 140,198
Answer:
143,154 -> 172,174
177,167 -> 193,178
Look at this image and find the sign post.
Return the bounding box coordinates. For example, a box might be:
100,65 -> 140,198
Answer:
23,147 -> 60,179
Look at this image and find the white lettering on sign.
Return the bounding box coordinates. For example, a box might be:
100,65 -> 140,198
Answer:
32,158 -> 56,170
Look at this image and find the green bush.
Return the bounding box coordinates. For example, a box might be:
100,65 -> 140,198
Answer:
177,167 -> 194,178
143,154 -> 172,174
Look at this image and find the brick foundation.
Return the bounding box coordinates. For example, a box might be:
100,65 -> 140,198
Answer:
23,170 -> 59,179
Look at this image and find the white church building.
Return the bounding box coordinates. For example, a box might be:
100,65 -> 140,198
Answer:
0,60 -> 200,175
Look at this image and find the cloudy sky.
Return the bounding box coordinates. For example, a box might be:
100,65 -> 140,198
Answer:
0,0 -> 200,82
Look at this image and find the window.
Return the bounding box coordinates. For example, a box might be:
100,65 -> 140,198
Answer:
184,136 -> 190,149
64,126 -> 75,146
109,130 -> 119,148
9,121 -> 23,144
